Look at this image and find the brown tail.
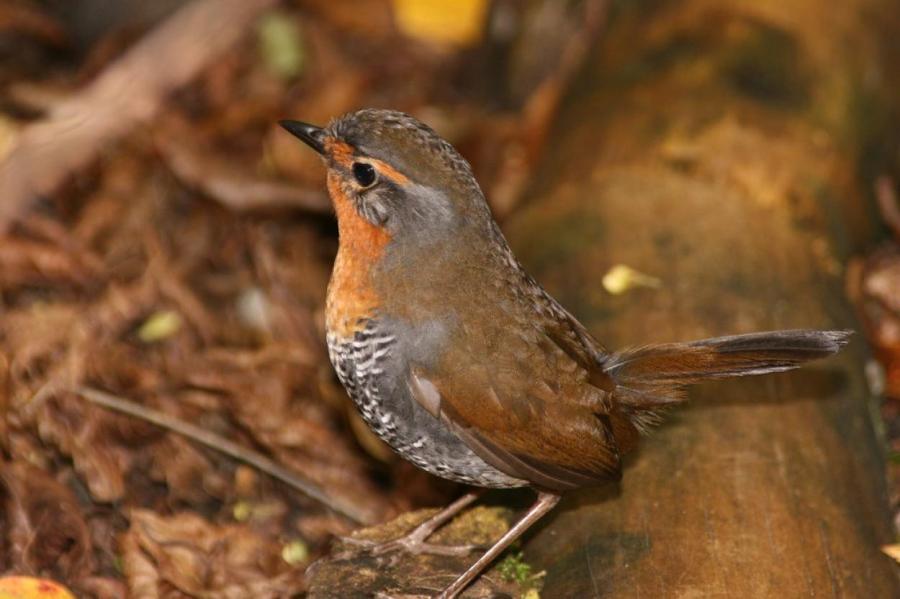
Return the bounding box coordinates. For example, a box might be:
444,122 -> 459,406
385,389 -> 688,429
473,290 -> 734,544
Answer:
604,329 -> 851,431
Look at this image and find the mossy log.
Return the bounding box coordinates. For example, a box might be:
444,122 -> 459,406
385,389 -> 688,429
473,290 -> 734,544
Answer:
307,0 -> 900,596
506,1 -> 900,597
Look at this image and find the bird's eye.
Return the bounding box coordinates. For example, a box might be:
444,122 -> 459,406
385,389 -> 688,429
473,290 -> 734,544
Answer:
352,162 -> 377,188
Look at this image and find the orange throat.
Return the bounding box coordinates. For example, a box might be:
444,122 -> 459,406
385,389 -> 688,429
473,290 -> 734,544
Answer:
325,172 -> 392,339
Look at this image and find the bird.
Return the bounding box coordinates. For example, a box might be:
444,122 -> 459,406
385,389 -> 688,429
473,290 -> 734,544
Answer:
279,109 -> 850,598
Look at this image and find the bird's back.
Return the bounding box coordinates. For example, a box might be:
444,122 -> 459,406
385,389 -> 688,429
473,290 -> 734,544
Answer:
371,229 -> 636,490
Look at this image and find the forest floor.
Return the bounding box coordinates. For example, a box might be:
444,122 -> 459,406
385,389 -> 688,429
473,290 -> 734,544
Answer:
0,1 -> 897,597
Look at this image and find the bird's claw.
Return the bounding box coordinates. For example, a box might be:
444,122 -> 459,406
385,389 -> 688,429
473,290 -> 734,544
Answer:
337,533 -> 477,557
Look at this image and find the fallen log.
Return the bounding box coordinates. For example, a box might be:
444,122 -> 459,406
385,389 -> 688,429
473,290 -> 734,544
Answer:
504,0 -> 900,596
306,0 -> 900,595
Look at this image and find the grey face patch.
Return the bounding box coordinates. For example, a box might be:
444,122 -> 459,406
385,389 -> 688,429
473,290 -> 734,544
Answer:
384,182 -> 458,242
326,109 -> 494,232
328,152 -> 457,239
359,187 -> 391,226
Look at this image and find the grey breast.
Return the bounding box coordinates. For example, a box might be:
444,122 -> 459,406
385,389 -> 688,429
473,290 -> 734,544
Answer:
326,318 -> 526,488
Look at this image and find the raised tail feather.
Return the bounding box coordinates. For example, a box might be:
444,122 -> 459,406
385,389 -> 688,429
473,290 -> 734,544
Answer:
603,329 -> 851,431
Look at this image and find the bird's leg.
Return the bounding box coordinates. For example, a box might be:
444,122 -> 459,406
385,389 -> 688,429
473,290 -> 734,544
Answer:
395,490 -> 483,550
338,490 -> 482,557
437,491 -> 560,599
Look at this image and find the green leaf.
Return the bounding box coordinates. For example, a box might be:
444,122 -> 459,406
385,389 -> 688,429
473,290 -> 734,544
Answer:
257,11 -> 305,80
137,310 -> 182,343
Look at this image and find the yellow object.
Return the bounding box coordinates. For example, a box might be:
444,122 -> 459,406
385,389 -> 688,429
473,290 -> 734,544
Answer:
0,577 -> 76,599
392,0 -> 489,46
883,544 -> 900,563
137,309 -> 183,342
233,500 -> 252,522
281,539 -> 310,565
602,264 -> 662,295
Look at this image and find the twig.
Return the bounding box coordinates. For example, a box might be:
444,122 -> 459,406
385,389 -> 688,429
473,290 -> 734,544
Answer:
0,0 -> 278,233
73,385 -> 374,525
0,3 -> 67,46
156,136 -> 331,214
875,175 -> 900,239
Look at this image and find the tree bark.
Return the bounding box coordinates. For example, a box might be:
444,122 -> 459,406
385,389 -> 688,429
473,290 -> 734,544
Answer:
504,0 -> 900,596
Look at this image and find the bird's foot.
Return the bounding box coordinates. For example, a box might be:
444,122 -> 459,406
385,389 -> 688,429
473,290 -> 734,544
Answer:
337,528 -> 478,557
335,494 -> 484,560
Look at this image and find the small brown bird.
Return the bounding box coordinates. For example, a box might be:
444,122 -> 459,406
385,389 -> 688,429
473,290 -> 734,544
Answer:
280,109 -> 849,598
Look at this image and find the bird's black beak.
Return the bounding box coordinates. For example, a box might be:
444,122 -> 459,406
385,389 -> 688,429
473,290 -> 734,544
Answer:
279,120 -> 326,155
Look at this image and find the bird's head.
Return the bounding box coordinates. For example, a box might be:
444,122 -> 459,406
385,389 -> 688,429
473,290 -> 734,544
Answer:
280,109 -> 491,245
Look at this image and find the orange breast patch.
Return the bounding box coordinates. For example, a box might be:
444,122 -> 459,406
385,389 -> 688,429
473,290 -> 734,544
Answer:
325,171 -> 392,339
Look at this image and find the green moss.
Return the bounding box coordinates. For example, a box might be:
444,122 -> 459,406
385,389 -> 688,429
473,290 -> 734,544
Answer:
497,550 -> 544,595
497,551 -> 533,584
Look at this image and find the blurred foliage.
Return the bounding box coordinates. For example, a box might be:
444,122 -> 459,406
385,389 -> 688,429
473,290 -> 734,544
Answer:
0,0 -> 604,596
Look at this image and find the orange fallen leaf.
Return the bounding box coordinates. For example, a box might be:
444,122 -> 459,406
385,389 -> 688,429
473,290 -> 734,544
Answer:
0,577 -> 76,599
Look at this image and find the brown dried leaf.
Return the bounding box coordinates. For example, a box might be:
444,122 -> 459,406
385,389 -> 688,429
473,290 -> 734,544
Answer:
850,244 -> 900,399
176,351 -> 392,520
158,137 -> 329,214
147,435 -> 219,504
0,0 -> 278,233
4,271 -> 161,400
876,176 -> 900,240
2,302 -> 79,388
119,529 -> 161,599
0,463 -> 93,581
299,0 -> 394,41
120,509 -> 305,598
0,3 -> 67,46
77,576 -> 129,599
0,237 -> 98,290
36,395 -> 136,502
184,358 -> 337,446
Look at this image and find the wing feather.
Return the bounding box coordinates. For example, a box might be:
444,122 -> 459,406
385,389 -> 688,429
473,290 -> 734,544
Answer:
406,317 -> 630,491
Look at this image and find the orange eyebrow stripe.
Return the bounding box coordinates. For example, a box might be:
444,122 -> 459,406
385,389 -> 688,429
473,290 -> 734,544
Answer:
370,159 -> 410,185
324,138 -> 410,185
324,138 -> 354,167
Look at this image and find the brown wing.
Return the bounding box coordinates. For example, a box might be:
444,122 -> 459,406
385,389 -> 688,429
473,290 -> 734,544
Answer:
408,315 -> 637,491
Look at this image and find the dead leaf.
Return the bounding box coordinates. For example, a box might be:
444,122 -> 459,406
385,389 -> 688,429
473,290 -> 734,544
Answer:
0,576 -> 76,599
0,463 -> 93,582
0,237 -> 99,290
0,0 -> 279,233
120,509 -> 306,598
0,4 -> 67,46
158,137 -> 329,213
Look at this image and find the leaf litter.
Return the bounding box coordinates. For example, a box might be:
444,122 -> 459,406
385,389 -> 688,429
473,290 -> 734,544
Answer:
848,176 -> 900,536
0,0 -> 607,596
